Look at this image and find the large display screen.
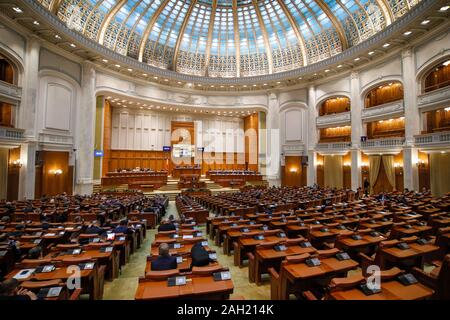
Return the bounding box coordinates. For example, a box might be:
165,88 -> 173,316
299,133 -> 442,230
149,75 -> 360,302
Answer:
172,144 -> 195,158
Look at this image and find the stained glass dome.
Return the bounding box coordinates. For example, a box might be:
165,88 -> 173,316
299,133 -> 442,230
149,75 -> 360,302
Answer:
37,0 -> 421,77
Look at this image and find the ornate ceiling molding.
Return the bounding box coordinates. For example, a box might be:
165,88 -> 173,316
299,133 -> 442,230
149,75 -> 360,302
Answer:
204,0 -> 218,76
252,0 -> 274,74
138,0 -> 171,62
98,0 -> 127,45
172,0 -> 198,71
19,0 -> 441,85
315,0 -> 349,50
232,0 -> 240,77
276,0 -> 308,67
48,0 -> 62,15
376,0 -> 394,25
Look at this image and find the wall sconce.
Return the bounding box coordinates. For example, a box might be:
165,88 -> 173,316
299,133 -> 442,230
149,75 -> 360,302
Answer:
316,162 -> 323,169
289,167 -> 298,173
394,162 -> 402,168
343,162 -> 351,168
416,160 -> 426,168
361,162 -> 369,174
50,169 -> 63,175
12,159 -> 22,167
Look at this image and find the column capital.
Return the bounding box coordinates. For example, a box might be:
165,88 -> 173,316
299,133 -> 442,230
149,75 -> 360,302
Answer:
401,47 -> 413,59
350,71 -> 359,80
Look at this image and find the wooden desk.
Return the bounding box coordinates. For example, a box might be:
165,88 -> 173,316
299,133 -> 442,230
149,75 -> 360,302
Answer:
234,234 -> 284,267
255,245 -> 317,285
380,242 -> 439,270
329,280 -> 434,300
280,257 -> 359,299
172,168 -> 201,178
135,276 -> 234,300
6,265 -> 97,299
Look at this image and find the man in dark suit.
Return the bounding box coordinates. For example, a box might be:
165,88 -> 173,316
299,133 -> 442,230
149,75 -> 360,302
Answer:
151,243 -> 177,271
84,220 -> 104,235
113,219 -> 132,234
0,279 -> 37,300
190,242 -> 211,267
158,219 -> 176,232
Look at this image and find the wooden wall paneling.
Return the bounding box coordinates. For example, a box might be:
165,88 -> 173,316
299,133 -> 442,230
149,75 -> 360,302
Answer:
343,152 -> 352,189
34,165 -> 42,199
424,63 -> 450,93
102,99 -> 112,176
283,156 -> 302,187
40,151 -> 70,196
316,154 -> 324,187
7,147 -> 20,200
364,82 -> 403,108
418,152 -> 430,191
394,152 -> 404,191
244,114 -> 258,169
320,97 -> 350,116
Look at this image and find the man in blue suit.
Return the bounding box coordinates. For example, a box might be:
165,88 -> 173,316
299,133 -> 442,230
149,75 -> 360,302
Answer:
151,243 -> 177,271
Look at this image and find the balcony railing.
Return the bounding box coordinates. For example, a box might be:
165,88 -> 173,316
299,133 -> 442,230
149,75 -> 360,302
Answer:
361,100 -> 404,121
316,142 -> 351,151
316,111 -> 351,128
414,131 -> 450,146
0,80 -> 22,101
0,126 -> 25,140
417,86 -> 450,110
361,137 -> 405,148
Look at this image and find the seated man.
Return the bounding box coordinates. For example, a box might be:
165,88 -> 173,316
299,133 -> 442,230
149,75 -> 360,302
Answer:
151,243 -> 177,271
0,279 -> 37,300
27,246 -> 43,260
190,242 -> 211,267
113,219 -> 131,234
158,219 -> 176,232
84,220 -> 104,235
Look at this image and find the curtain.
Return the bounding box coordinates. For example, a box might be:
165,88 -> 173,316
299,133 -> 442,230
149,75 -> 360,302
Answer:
369,155 -> 381,192
430,153 -> 450,197
324,155 -> 343,189
0,148 -> 8,200
382,155 -> 396,190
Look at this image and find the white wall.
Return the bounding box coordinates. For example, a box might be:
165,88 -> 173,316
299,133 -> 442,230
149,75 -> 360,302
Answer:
111,108 -> 244,153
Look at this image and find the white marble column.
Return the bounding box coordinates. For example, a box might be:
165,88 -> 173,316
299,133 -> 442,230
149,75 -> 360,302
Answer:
265,92 -> 281,186
18,35 -> 39,138
307,85 -> 317,186
18,142 -> 37,200
17,36 -> 40,199
350,149 -> 361,191
402,48 -> 420,191
74,61 -> 96,195
350,71 -> 363,190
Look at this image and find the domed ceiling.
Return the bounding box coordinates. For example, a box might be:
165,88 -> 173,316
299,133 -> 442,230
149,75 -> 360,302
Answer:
37,0 -> 421,78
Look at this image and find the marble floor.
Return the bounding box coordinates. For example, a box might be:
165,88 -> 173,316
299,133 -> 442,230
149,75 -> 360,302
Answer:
103,201 -> 270,300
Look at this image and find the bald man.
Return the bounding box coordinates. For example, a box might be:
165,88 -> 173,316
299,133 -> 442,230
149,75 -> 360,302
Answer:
151,243 -> 177,271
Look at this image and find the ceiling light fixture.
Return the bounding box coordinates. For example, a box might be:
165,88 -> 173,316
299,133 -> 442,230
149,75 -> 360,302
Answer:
33,20 -> 40,26
403,31 -> 412,36
421,19 -> 430,25
440,6 -> 449,11
382,43 -> 390,48
12,7 -> 23,13
368,51 -> 374,55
